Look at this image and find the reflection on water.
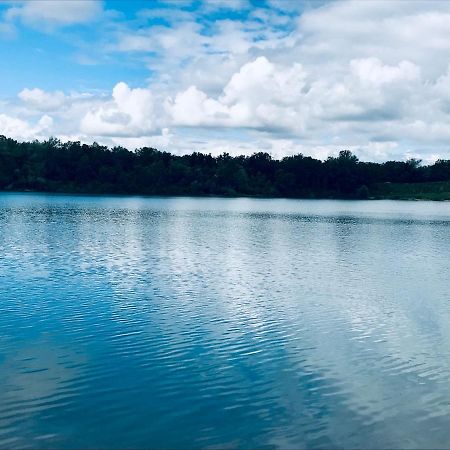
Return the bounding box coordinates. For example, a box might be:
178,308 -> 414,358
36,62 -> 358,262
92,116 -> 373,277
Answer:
1,194 -> 450,448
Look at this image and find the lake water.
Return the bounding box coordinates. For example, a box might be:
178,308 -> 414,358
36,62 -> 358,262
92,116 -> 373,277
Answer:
1,193 -> 450,449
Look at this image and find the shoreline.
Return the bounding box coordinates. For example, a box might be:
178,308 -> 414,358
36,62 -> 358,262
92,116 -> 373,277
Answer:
2,188 -> 449,202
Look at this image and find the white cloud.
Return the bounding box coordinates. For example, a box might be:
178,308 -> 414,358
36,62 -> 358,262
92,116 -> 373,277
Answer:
19,88 -> 66,111
0,113 -> 53,140
5,0 -> 103,27
202,0 -> 250,12
169,57 -> 308,131
5,0 -> 450,161
169,86 -> 229,127
80,82 -> 160,137
115,22 -> 206,55
350,58 -> 421,86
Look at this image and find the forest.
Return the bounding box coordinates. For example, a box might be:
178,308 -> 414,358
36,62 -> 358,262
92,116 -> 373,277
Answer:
1,134 -> 450,199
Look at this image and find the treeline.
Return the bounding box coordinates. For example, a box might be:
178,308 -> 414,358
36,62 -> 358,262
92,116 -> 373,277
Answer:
1,135 -> 450,198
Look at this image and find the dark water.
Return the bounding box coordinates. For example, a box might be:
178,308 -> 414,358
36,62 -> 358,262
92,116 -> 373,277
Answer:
1,193 -> 450,449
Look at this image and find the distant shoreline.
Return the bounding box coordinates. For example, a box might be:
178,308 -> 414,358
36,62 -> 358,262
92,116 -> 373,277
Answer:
2,135 -> 450,201
2,184 -> 450,202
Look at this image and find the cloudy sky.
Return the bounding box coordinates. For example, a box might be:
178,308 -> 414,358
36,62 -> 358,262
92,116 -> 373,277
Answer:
1,0 -> 450,161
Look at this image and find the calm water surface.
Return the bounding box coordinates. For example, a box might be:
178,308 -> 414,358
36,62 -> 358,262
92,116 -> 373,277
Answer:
1,193 -> 450,449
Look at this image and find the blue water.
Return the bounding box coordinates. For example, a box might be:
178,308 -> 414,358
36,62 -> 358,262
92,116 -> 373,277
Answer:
1,193 -> 450,449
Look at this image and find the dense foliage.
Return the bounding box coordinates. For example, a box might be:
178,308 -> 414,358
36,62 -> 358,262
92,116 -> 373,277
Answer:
1,135 -> 450,198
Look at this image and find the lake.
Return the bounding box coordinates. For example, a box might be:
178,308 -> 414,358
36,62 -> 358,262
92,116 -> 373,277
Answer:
1,193 -> 450,449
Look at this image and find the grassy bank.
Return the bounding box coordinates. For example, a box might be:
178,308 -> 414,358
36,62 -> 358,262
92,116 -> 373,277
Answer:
371,181 -> 450,200
4,182 -> 450,201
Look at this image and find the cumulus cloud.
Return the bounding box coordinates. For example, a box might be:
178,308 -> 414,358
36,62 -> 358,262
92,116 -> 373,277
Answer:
80,82 -> 161,137
169,86 -> 230,127
169,57 -> 308,131
0,113 -> 53,140
168,54 -> 424,138
350,58 -> 421,86
5,0 -> 450,160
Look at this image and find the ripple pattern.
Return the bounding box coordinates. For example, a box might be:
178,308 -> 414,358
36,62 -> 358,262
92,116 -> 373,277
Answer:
1,194 -> 450,449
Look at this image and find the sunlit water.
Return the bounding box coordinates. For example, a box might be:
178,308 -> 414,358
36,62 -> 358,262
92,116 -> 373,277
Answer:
1,193 -> 450,449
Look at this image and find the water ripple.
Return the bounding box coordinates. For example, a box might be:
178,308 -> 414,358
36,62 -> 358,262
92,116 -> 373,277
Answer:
1,194 -> 450,448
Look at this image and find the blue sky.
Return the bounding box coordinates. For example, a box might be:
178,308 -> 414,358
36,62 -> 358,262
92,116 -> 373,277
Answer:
0,0 -> 299,95
1,0 -> 450,161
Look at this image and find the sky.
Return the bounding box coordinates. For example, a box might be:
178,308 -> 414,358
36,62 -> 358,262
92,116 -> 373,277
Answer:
1,0 -> 450,162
